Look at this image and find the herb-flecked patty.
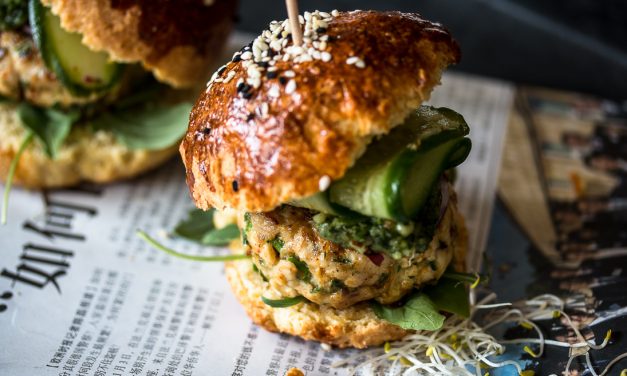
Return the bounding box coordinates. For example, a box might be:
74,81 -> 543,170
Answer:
241,184 -> 466,309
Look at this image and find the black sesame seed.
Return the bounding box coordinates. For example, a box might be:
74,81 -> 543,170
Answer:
279,77 -> 288,85
232,54 -> 242,62
286,34 -> 293,41
258,61 -> 270,68
247,113 -> 255,121
316,27 -> 327,33
218,66 -> 227,75
268,49 -> 277,57
242,91 -> 253,99
266,71 -> 278,79
201,127 -> 211,134
237,83 -> 252,93
232,180 -> 239,192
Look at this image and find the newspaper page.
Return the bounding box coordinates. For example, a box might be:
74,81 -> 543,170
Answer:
0,71 -> 513,375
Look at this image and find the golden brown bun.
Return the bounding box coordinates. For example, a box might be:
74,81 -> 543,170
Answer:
225,210 -> 468,348
40,0 -> 236,88
182,11 -> 460,212
0,102 -> 177,188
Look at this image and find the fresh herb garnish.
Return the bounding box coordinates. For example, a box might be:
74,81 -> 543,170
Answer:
372,293 -> 445,331
92,102 -> 191,150
201,224 -> 240,246
423,277 -> 470,318
261,295 -> 306,308
287,255 -> 311,283
17,103 -> 79,158
174,208 -> 240,246
137,230 -> 248,262
442,270 -> 485,288
1,132 -> 33,225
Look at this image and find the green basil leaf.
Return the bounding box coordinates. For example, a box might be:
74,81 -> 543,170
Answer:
424,278 -> 470,318
261,295 -> 305,308
201,223 -> 240,246
93,102 -> 191,150
17,103 -> 79,158
174,208 -> 215,242
372,293 -> 445,331
175,208 -> 240,246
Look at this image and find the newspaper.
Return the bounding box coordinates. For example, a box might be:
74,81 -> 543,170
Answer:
0,71 -> 514,375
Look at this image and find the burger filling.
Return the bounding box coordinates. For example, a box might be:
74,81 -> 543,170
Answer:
237,106 -> 475,329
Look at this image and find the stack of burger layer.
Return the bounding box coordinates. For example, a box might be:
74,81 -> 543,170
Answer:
182,10 -> 471,348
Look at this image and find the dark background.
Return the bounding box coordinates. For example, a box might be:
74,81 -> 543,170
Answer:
235,0 -> 627,100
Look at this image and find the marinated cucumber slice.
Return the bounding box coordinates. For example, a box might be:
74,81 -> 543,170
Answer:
29,0 -> 122,95
329,106 -> 471,221
290,191 -> 357,217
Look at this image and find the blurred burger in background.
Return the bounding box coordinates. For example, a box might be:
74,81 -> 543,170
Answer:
0,0 -> 236,188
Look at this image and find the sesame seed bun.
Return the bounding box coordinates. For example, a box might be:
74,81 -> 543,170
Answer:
181,10 -> 460,212
40,0 -> 236,88
0,101 -> 177,188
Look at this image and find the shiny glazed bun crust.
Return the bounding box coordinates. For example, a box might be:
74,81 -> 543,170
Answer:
181,10 -> 460,213
40,0 -> 237,88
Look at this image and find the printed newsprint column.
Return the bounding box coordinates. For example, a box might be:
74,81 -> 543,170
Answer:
0,72 -> 513,376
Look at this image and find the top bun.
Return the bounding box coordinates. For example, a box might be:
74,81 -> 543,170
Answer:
181,10 -> 460,212
40,0 -> 237,88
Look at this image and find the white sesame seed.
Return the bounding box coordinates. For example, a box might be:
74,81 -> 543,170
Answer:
241,51 -> 252,60
319,11 -> 331,18
298,15 -> 304,24
331,9 -> 339,17
223,70 -> 236,83
284,70 -> 295,78
321,51 -> 331,62
260,102 -> 269,117
285,80 -> 296,94
318,175 -> 331,191
320,343 -> 332,351
268,85 -> 280,98
346,56 -> 359,65
355,59 -> 366,68
247,66 -> 261,78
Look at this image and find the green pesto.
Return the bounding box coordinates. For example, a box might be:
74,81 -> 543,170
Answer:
313,187 -> 441,259
1,0 -> 28,30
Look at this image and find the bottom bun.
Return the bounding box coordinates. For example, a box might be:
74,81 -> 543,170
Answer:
0,102 -> 178,188
225,207 -> 468,349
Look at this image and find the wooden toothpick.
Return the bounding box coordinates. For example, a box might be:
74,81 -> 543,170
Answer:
285,0 -> 303,46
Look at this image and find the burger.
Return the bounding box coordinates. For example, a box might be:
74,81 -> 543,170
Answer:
0,0 -> 235,188
181,10 -> 471,348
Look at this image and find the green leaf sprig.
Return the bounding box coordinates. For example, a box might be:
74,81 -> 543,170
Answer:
261,295 -> 306,308
372,293 -> 445,331
17,103 -> 79,158
137,230 -> 248,262
1,132 -> 34,225
174,208 -> 240,246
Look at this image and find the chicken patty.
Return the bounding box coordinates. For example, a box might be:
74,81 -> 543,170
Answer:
242,190 -> 466,309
